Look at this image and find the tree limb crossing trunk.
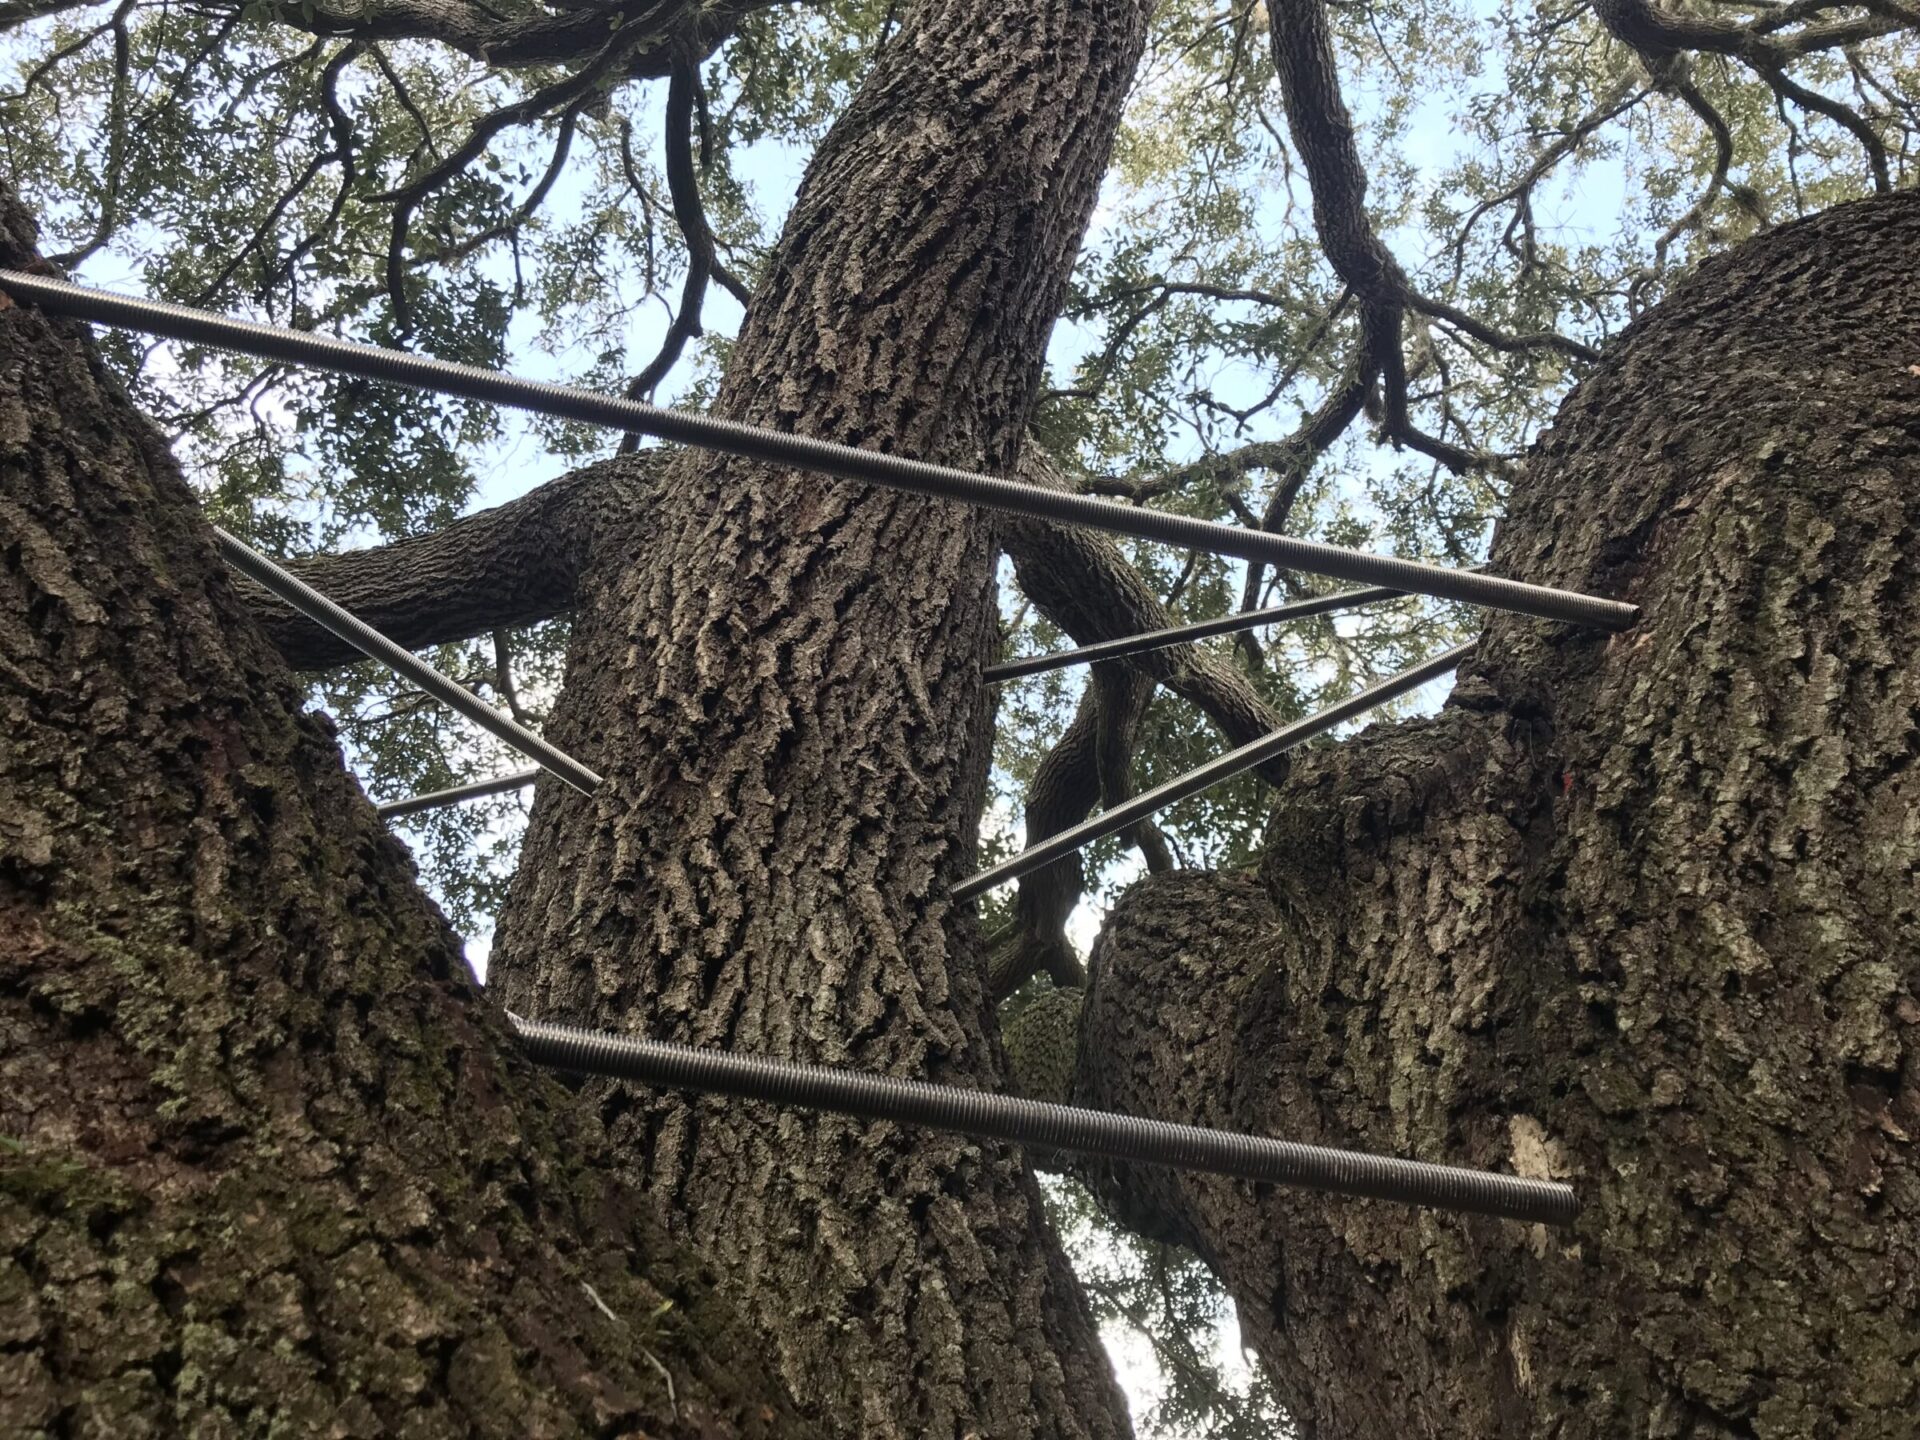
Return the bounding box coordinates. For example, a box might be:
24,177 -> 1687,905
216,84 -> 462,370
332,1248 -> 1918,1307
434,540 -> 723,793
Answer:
1078,192 -> 1920,1439
245,455 -> 658,671
489,2 -> 1151,1436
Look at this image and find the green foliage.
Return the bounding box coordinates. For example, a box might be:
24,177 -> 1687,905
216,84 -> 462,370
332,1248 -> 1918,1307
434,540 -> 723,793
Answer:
1045,1174 -> 1289,1439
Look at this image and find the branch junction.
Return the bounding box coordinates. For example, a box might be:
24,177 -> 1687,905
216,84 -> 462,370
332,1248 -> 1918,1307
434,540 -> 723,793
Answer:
957,641 -> 1473,900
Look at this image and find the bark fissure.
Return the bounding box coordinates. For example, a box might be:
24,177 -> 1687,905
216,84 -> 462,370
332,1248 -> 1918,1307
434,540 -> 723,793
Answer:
488,3 -> 1152,1434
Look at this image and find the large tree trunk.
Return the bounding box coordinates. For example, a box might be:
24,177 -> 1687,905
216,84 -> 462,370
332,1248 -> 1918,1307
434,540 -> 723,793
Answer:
489,1 -> 1147,1435
0,193 -> 811,1436
1077,192 -> 1920,1438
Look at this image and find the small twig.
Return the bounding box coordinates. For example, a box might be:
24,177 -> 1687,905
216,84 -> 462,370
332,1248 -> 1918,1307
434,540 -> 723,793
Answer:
491,630 -> 533,724
579,1281 -> 678,1420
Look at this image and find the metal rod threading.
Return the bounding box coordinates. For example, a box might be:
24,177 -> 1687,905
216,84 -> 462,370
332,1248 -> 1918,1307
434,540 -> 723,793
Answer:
212,529 -> 601,795
986,581 -> 1412,683
0,270 -> 1637,632
510,1015 -> 1575,1225
956,641 -> 1471,901
377,767 -> 543,819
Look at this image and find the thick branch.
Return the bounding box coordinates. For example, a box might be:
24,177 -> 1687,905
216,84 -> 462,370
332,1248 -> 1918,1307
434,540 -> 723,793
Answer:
241,452 -> 656,670
1264,0 -> 1602,444
1592,0 -> 1912,60
1265,0 -> 1408,384
1006,456 -> 1286,762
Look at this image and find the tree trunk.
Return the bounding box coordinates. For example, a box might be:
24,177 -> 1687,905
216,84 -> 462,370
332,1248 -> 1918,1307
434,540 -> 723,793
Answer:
0,192 -> 811,1436
1077,192 -> 1920,1439
489,2 -> 1147,1435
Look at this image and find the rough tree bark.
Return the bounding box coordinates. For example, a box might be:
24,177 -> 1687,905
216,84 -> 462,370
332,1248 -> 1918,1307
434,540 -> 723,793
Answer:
0,193 -> 812,1436
1077,192 -> 1920,1438
487,1 -> 1149,1436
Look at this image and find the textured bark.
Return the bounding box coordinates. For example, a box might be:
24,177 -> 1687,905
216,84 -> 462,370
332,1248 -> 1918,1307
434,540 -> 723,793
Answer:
1079,193 -> 1920,1438
0,194 -> 809,1438
248,456 -> 654,671
489,2 -> 1149,1435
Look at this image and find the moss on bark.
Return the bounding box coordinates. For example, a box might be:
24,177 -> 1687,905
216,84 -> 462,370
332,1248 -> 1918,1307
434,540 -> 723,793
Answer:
0,183 -> 809,1440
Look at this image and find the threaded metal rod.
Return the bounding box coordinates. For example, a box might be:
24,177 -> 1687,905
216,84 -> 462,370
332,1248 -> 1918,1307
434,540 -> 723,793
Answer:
510,1015 -> 1575,1224
212,529 -> 601,796
377,767 -> 542,819
0,270 -> 1636,632
956,641 -> 1470,902
986,581 -> 1412,683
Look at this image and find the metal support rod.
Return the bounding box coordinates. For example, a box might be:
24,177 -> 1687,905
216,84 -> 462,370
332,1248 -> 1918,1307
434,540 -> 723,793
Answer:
212,528 -> 601,796
986,580 -> 1410,683
0,270 -> 1637,632
955,641 -> 1471,901
510,1014 -> 1575,1224
377,767 -> 542,820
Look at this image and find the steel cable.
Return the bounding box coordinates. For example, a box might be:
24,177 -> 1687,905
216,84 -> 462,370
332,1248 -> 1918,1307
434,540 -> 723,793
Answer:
377,767 -> 543,819
5,270 -> 1584,1231
986,580 -> 1413,682
510,1015 -> 1577,1225
0,269 -> 1637,632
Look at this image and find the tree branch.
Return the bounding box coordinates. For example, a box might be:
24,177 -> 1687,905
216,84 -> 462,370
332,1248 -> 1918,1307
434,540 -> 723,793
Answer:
1592,0 -> 1911,59
7,0 -> 794,71
1231,364 -> 1372,624
1448,74 -> 1649,283
43,0 -> 131,269
1005,455 -> 1286,759
1593,0 -> 1910,192
238,452 -> 657,670
1264,0 -> 1411,381
1263,0 -> 1603,448
988,662 -> 1158,999
621,50 -> 723,424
